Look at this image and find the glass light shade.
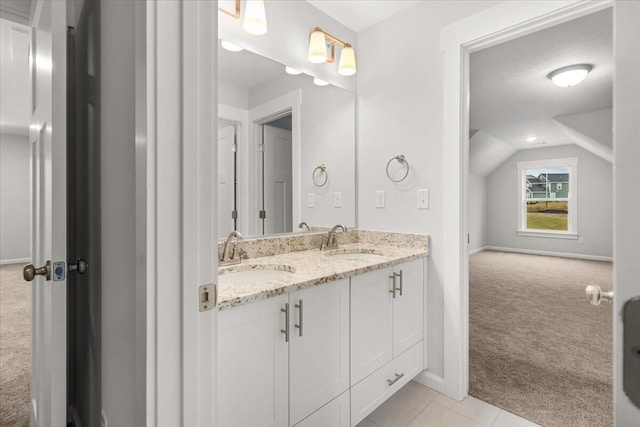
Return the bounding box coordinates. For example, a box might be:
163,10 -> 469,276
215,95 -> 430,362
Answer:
313,78 -> 329,87
285,66 -> 302,75
308,31 -> 328,64
338,46 -> 356,76
243,0 -> 268,36
549,64 -> 592,87
221,40 -> 244,52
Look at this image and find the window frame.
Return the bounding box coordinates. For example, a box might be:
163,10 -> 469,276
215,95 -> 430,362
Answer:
517,157 -> 578,239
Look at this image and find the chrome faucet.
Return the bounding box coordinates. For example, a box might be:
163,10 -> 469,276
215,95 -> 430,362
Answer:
298,222 -> 311,231
321,224 -> 347,250
220,230 -> 243,266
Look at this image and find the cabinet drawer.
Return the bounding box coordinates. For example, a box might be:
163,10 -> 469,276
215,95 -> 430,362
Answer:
350,342 -> 423,427
294,390 -> 350,427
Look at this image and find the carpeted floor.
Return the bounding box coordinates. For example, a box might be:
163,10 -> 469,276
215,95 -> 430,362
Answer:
469,250 -> 612,427
0,263 -> 30,427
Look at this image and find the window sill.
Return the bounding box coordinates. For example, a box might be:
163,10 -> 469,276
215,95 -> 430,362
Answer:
517,230 -> 579,240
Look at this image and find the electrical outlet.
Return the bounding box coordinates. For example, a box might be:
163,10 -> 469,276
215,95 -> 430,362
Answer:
417,189 -> 429,209
376,191 -> 385,208
307,193 -> 315,208
334,192 -> 342,208
578,236 -> 584,244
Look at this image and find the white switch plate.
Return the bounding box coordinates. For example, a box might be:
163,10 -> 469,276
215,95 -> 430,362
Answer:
307,193 -> 315,208
376,190 -> 385,208
417,189 -> 429,209
334,192 -> 342,208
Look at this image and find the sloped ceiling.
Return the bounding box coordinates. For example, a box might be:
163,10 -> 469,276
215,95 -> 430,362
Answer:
305,0 -> 420,32
470,7 -> 613,173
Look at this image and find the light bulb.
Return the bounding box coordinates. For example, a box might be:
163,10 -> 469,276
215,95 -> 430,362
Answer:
308,30 -> 328,64
243,0 -> 267,36
338,45 -> 356,76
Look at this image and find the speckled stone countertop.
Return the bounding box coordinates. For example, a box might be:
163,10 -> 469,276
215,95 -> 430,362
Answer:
217,230 -> 429,310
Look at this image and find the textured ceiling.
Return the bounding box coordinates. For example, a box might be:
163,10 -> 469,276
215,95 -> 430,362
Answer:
470,8 -> 613,152
305,0 -> 420,32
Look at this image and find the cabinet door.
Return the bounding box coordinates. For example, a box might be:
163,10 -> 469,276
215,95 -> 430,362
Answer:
218,295 -> 289,427
294,391 -> 350,427
392,259 -> 424,357
350,267 -> 393,385
290,279 -> 350,426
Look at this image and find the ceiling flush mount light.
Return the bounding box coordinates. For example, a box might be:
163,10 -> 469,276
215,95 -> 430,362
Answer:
525,136 -> 537,143
219,0 -> 268,36
548,64 -> 593,87
313,78 -> 329,87
285,66 -> 302,75
307,27 -> 357,76
221,40 -> 244,52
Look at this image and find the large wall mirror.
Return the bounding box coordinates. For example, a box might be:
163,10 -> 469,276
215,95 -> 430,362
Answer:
217,40 -> 356,240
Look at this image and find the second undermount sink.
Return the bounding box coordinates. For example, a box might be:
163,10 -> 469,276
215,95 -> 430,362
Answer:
325,249 -> 384,261
218,264 -> 295,285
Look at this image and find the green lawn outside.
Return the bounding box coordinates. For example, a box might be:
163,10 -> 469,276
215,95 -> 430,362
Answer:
526,201 -> 568,212
526,212 -> 568,230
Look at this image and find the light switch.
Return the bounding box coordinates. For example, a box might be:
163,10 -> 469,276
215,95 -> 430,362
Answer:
307,193 -> 315,208
376,191 -> 385,208
417,189 -> 429,209
334,192 -> 342,208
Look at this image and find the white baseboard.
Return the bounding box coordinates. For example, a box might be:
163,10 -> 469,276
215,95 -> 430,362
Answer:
413,370 -> 445,394
0,257 -> 30,265
468,247 -> 489,255
478,246 -> 612,262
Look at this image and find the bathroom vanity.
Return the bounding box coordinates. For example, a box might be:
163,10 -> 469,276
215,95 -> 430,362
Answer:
217,230 -> 429,427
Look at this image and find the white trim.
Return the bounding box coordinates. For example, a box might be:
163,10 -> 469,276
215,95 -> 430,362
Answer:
477,246 -> 613,262
468,247 -> 487,256
413,372 -> 445,394
441,0 -> 613,401
516,231 -> 578,240
0,257 -> 30,265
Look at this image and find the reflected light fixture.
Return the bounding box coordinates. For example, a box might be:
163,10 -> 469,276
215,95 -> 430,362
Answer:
285,66 -> 302,75
525,136 -> 537,143
548,64 -> 593,87
219,0 -> 268,36
307,27 -> 356,76
221,40 -> 244,52
313,78 -> 329,87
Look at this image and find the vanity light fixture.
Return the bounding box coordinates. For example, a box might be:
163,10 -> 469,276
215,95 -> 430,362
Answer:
313,78 -> 329,87
285,66 -> 302,75
548,64 -> 593,87
221,40 -> 244,52
219,0 -> 268,36
307,27 -> 356,76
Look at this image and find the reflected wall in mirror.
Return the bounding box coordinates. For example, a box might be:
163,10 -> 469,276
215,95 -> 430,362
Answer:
217,40 -> 356,240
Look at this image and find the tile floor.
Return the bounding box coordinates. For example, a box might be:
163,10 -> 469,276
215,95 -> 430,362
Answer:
356,381 -> 541,427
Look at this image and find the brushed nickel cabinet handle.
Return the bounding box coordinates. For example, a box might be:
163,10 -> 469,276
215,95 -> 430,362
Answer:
389,274 -> 397,298
281,303 -> 290,342
393,270 -> 403,296
295,299 -> 304,337
387,373 -> 404,386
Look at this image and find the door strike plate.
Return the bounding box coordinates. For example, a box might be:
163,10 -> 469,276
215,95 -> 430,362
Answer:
199,284 -> 216,312
52,261 -> 66,281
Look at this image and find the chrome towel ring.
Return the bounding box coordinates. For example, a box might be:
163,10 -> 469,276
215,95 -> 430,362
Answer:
386,154 -> 410,182
313,164 -> 328,187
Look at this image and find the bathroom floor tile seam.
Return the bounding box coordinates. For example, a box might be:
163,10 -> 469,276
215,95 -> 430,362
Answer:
356,381 -> 541,427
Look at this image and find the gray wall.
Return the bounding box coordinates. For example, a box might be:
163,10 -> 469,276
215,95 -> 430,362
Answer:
468,173 -> 487,252
0,133 -> 30,262
487,145 -> 612,258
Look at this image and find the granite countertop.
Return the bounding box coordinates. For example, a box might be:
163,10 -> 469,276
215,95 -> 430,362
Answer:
217,235 -> 429,310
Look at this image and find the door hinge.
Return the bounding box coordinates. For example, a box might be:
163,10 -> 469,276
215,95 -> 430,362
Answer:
199,284 -> 216,312
259,143 -> 265,152
231,210 -> 238,219
232,142 -> 237,153
259,210 -> 266,219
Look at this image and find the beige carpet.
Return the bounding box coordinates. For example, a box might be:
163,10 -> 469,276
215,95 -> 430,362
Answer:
0,263 -> 30,427
469,250 -> 612,427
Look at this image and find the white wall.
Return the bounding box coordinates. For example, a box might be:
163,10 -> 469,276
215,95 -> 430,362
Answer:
486,144 -> 612,258
0,133 -> 30,262
356,0 -> 500,382
468,174 -> 487,252
250,74 -> 356,230
219,81 -> 249,110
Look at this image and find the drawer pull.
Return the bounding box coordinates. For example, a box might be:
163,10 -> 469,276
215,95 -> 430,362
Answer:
281,303 -> 290,342
389,274 -> 397,298
387,372 -> 404,386
295,299 -> 304,337
393,270 -> 403,296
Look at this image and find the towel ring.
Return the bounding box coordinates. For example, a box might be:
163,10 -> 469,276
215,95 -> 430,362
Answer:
386,155 -> 410,182
313,164 -> 328,187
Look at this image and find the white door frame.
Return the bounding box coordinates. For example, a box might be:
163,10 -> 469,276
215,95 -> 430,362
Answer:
441,0 -> 613,401
248,89 -> 302,236
142,1 -> 217,425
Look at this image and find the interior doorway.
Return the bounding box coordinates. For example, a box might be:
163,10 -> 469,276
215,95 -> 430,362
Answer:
467,8 -> 613,426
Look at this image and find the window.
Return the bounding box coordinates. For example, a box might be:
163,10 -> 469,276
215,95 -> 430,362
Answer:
517,158 -> 578,238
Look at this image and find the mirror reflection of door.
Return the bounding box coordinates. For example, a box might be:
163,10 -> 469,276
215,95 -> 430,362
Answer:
218,120 -> 237,239
260,115 -> 292,235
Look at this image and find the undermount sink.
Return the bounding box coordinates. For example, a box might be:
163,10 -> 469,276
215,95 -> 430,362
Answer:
218,264 -> 295,285
325,249 -> 384,261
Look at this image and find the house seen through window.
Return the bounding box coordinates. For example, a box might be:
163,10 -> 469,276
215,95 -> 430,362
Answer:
518,158 -> 578,236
